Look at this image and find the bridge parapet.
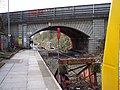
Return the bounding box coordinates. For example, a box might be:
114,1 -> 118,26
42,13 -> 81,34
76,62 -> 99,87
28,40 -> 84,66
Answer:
0,3 -> 110,24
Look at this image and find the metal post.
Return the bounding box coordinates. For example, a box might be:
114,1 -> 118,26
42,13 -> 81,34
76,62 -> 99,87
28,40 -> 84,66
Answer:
57,38 -> 61,85
57,27 -> 61,85
7,0 -> 11,49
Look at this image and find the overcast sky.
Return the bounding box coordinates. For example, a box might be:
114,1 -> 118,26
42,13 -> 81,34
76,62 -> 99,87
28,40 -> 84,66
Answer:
0,0 -> 111,13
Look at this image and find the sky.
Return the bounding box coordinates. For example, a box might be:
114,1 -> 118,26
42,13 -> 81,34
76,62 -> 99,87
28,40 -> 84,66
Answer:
0,0 -> 111,13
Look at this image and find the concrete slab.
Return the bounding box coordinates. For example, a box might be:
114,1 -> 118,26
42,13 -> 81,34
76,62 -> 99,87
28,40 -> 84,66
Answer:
0,76 -> 4,84
28,70 -> 41,75
28,75 -> 43,81
0,87 -> 26,90
3,75 -> 27,83
0,82 -> 26,88
0,71 -> 8,76
2,63 -> 14,68
44,77 -> 60,89
8,71 -> 27,75
38,61 -> 51,77
11,67 -> 27,72
0,64 -> 13,72
27,89 -> 47,90
27,80 -> 46,89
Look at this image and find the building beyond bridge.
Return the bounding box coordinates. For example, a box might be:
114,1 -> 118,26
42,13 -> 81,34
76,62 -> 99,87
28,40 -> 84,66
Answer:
0,3 -> 110,53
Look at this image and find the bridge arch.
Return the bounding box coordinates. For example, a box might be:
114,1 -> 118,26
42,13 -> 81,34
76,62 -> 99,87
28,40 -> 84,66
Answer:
30,26 -> 90,52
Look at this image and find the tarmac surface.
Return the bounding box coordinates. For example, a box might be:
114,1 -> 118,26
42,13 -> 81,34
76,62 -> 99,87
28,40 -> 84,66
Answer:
0,49 -> 62,90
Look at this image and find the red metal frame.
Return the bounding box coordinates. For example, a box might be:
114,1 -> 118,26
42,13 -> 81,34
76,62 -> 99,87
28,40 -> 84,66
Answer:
55,58 -> 98,90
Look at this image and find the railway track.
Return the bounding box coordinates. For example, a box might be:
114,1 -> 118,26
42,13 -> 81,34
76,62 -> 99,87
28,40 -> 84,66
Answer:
38,48 -> 101,90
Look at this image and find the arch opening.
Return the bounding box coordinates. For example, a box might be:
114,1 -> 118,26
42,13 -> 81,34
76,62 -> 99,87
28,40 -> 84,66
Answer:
30,26 -> 90,53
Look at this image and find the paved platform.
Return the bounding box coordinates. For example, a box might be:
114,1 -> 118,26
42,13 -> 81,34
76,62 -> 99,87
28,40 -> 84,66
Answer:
0,50 -> 62,90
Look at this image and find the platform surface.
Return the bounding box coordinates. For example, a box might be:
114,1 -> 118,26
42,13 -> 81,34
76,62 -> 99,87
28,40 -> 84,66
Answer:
0,50 -> 62,90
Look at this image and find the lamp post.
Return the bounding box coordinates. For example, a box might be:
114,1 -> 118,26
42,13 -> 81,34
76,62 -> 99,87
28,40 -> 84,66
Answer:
8,0 -> 11,49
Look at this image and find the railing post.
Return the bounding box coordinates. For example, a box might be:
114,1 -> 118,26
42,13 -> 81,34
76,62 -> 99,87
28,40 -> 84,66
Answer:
54,8 -> 56,20
72,6 -> 75,18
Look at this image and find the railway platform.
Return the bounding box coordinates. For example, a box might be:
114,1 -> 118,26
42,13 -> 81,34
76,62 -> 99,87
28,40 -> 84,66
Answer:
0,49 -> 62,90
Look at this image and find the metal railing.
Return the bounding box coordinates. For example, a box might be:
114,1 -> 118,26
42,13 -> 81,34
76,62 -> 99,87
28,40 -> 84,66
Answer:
0,3 -> 110,24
